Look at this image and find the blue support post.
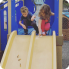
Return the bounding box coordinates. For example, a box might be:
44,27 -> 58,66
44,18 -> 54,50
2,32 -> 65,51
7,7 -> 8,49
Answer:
11,0 -> 18,32
51,0 -> 59,36
0,7 -> 1,51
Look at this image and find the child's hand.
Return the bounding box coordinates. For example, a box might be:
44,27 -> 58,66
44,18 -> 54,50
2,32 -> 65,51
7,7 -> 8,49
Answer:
51,12 -> 55,16
22,24 -> 26,29
31,15 -> 36,21
31,18 -> 35,21
33,15 -> 36,18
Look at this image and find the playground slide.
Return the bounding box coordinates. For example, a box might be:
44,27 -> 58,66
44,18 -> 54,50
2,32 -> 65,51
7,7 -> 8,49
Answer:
1,31 -> 57,69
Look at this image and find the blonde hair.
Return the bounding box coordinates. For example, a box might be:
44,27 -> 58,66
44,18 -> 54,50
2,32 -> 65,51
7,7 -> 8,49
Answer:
20,6 -> 28,13
39,4 -> 51,19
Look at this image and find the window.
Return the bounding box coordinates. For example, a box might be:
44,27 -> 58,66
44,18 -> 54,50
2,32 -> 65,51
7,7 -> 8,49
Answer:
4,10 -> 7,31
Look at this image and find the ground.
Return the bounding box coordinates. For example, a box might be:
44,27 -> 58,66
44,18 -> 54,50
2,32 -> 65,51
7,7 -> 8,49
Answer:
62,41 -> 69,69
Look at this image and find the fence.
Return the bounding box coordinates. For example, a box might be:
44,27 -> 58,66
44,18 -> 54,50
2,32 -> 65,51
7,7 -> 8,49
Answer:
62,13 -> 69,40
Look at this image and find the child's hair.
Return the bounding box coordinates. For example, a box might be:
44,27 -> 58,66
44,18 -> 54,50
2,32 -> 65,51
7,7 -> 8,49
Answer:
20,6 -> 28,13
39,4 -> 51,19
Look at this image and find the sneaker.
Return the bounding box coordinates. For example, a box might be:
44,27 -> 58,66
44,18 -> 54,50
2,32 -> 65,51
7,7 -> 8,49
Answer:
24,33 -> 28,35
36,33 -> 38,35
42,34 -> 46,36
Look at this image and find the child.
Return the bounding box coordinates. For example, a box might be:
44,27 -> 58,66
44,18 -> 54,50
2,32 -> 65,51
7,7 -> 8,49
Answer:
38,4 -> 54,36
19,6 -> 39,35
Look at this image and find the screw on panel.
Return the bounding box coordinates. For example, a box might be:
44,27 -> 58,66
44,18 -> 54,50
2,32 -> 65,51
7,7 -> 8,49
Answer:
20,63 -> 21,67
18,59 -> 21,61
17,55 -> 19,58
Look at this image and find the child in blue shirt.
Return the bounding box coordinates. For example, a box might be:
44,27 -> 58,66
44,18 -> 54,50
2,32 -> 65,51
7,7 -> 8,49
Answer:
19,6 -> 39,35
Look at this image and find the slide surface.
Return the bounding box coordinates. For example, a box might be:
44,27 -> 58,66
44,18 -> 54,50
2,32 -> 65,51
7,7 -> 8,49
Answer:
1,31 -> 57,69
5,35 -> 31,69
31,36 -> 53,69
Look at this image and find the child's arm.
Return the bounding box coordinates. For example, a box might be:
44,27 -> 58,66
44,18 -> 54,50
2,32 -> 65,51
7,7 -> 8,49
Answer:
31,15 -> 36,21
51,12 -> 55,16
19,21 -> 26,29
38,19 -> 42,36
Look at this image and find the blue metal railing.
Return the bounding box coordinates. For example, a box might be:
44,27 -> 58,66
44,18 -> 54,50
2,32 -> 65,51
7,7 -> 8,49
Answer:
0,1 -> 8,7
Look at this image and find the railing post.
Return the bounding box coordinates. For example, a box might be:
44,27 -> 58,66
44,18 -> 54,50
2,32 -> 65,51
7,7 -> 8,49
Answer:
7,0 -> 18,35
7,0 -> 11,35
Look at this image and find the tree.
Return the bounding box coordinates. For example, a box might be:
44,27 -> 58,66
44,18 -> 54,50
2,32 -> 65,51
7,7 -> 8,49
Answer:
2,0 -> 7,1
63,0 -> 69,8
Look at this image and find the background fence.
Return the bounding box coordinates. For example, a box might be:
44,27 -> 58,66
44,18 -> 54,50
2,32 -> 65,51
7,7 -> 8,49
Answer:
62,13 -> 69,40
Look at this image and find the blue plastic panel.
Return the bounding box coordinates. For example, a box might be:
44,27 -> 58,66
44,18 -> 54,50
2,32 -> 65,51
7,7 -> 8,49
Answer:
1,7 -> 8,51
44,0 -> 54,27
24,0 -> 35,14
44,0 -> 59,35
0,7 -> 1,51
15,1 -> 23,28
51,0 -> 59,35
11,0 -> 18,32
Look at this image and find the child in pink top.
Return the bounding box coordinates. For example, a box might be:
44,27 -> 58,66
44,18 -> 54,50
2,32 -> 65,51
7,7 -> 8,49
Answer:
38,4 -> 54,36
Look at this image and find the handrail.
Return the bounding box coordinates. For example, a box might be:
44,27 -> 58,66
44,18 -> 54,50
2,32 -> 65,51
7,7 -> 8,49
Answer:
1,31 -> 17,68
52,31 -> 57,69
0,1 -> 8,7
26,31 -> 36,69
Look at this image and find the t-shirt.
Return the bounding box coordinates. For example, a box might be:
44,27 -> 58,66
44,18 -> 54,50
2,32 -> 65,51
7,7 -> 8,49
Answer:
20,12 -> 34,22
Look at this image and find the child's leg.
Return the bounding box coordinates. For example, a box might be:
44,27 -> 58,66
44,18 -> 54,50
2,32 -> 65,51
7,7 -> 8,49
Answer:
45,31 -> 47,35
31,21 -> 39,34
44,23 -> 50,31
23,19 -> 28,34
41,20 -> 46,35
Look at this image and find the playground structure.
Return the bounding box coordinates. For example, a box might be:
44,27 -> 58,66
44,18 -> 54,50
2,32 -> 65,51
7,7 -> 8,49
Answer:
0,0 -> 63,69
62,12 -> 69,40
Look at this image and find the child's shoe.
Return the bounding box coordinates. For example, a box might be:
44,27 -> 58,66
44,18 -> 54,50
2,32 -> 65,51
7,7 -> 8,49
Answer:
36,33 -> 38,35
42,32 -> 46,36
24,33 -> 28,35
42,34 -> 46,36
24,29 -> 28,35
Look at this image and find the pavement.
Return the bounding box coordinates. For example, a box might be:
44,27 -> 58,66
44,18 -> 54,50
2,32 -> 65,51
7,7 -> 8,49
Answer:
62,41 -> 69,69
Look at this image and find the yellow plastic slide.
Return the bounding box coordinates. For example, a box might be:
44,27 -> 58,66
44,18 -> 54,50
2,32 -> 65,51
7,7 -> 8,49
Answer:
1,31 -> 57,69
